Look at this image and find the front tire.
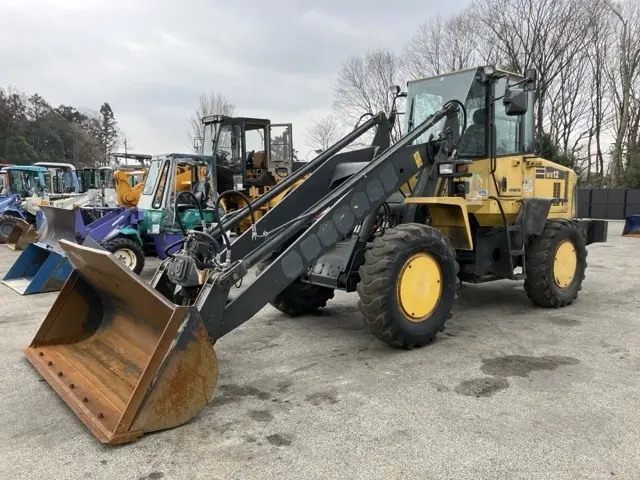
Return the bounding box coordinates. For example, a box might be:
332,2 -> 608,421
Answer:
524,219 -> 587,308
256,256 -> 335,317
103,237 -> 146,275
357,223 -> 457,348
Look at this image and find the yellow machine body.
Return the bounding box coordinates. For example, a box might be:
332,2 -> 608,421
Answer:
404,155 -> 577,246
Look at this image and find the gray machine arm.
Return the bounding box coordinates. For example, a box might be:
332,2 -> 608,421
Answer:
154,101 -> 464,341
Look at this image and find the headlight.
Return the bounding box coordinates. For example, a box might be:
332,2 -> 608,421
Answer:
438,163 -> 454,175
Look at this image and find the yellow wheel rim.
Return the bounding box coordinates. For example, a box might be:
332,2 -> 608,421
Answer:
553,240 -> 578,289
396,253 -> 442,322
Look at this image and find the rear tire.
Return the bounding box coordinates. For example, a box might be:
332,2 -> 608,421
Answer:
357,223 -> 457,348
103,237 -> 145,275
524,219 -> 587,308
256,256 -> 334,317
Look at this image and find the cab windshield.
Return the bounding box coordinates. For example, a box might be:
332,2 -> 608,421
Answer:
202,122 -> 215,156
212,122 -> 242,170
406,69 -> 485,157
55,170 -> 76,193
142,159 -> 163,195
98,170 -> 115,188
9,170 -> 43,196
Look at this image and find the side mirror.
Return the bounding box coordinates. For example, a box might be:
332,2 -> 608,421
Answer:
503,87 -> 528,116
524,68 -> 537,92
390,85 -> 401,96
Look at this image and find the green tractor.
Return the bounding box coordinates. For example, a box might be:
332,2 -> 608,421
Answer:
106,153 -> 222,274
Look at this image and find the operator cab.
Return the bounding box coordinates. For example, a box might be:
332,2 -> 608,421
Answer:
78,167 -> 116,191
405,66 -> 536,160
33,162 -> 81,196
138,153 -> 221,235
0,166 -> 47,197
201,115 -> 294,193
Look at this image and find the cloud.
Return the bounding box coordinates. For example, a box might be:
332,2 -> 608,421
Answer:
0,0 -> 471,157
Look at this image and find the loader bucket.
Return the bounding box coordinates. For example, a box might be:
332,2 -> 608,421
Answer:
2,242 -> 73,295
5,218 -> 38,250
622,215 -> 640,237
24,240 -> 218,445
37,206 -> 79,247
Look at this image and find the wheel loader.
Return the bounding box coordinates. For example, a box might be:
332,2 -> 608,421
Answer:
24,66 -> 607,445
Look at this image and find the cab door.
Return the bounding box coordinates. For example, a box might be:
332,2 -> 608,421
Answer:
493,76 -> 524,198
267,124 -> 293,178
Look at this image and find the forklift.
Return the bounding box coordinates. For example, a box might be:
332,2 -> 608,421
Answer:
201,115 -> 296,233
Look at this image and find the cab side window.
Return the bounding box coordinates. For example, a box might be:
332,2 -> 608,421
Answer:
152,161 -> 170,209
459,80 -> 488,157
495,77 -> 522,155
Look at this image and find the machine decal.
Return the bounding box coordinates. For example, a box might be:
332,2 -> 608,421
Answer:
413,151 -> 423,168
544,167 -> 566,180
523,178 -> 534,193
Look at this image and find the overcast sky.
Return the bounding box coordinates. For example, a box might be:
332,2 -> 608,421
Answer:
0,0 -> 470,159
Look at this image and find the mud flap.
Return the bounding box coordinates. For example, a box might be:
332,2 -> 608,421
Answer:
577,219 -> 609,244
622,215 -> 640,237
24,240 -> 218,444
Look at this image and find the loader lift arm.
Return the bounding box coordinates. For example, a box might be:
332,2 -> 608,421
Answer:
162,100 -> 464,341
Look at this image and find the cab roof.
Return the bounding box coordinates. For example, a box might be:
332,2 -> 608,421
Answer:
33,162 -> 77,170
407,66 -> 523,86
152,153 -> 214,162
201,115 -> 271,127
1,165 -> 48,173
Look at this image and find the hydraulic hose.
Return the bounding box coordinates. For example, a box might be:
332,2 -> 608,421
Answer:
174,190 -> 207,236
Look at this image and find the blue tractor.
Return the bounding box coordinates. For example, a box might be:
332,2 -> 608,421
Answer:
0,165 -> 48,245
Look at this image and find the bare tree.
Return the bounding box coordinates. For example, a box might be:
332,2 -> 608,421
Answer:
333,49 -> 405,142
628,92 -> 640,162
306,115 -> 344,151
545,50 -> 592,159
473,0 -> 599,137
585,8 -> 615,181
404,12 -> 491,80
605,0 -> 640,184
188,92 -> 234,152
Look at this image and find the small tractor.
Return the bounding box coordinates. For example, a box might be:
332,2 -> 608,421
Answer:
24,66 -> 607,445
116,152 -> 221,274
201,115 -> 298,234
0,165 -> 49,247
